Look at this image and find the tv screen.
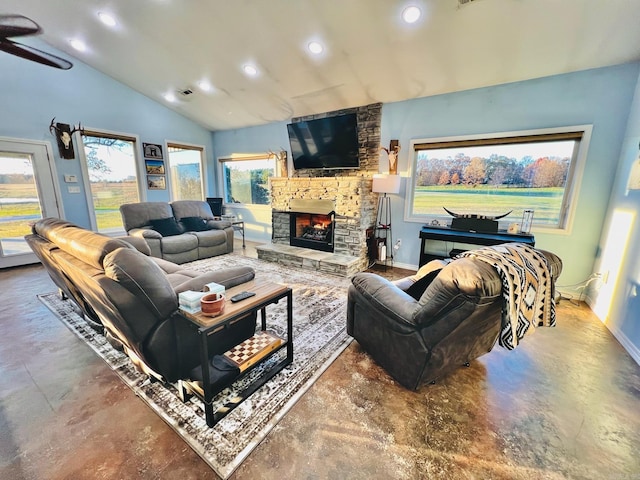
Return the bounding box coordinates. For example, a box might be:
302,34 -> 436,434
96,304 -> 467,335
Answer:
287,113 -> 360,170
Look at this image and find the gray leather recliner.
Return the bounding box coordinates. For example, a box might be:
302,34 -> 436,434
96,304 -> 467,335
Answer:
26,218 -> 256,383
347,248 -> 562,389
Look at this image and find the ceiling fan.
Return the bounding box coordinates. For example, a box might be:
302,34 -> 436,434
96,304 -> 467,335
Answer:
0,14 -> 72,69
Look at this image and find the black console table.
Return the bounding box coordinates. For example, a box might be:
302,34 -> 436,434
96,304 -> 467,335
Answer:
419,225 -> 535,266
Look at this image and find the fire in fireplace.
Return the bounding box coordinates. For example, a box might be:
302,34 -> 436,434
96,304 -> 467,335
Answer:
290,212 -> 334,252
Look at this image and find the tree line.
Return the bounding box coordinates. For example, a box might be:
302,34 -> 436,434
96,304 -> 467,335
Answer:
416,153 -> 569,188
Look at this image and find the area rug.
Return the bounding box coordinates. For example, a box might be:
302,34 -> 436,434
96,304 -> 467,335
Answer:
38,254 -> 352,479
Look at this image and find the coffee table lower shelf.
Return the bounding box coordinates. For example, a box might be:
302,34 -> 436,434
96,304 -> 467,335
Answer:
179,331 -> 290,426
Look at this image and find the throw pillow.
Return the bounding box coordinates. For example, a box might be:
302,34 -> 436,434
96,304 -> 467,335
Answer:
406,268 -> 442,300
181,216 -> 209,232
150,217 -> 183,236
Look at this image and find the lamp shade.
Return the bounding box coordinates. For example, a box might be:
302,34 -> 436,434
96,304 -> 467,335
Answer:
372,174 -> 401,194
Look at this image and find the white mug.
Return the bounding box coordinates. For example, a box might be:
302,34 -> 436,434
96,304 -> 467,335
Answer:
508,223 -> 521,234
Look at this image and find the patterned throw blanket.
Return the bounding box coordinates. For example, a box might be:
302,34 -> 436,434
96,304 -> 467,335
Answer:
459,243 -> 555,350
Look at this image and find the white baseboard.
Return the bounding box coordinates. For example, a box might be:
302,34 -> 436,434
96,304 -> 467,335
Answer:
559,290 -> 640,367
391,261 -> 418,272
607,324 -> 640,366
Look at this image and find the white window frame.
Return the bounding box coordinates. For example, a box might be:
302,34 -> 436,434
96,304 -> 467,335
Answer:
218,153 -> 278,210
404,125 -> 592,234
166,141 -> 207,201
77,128 -> 145,233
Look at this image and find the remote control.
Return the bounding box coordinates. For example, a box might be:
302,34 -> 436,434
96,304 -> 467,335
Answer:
230,291 -> 256,302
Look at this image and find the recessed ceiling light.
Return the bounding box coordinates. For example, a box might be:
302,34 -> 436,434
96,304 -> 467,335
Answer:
402,5 -> 421,23
197,80 -> 213,92
308,41 -> 323,55
69,39 -> 87,52
163,92 -> 177,102
98,12 -> 117,27
243,64 -> 258,77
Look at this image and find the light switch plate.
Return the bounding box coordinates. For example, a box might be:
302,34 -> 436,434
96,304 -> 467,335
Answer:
68,186 -> 81,194
64,174 -> 78,183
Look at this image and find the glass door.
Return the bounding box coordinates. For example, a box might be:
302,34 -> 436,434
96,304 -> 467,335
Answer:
0,138 -> 61,268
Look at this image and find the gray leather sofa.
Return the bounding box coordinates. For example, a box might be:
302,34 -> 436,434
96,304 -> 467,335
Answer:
347,247 -> 562,389
119,200 -> 234,264
26,217 -> 256,383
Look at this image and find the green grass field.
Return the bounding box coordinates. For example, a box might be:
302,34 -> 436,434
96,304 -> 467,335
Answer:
413,185 -> 563,225
0,182 -> 139,238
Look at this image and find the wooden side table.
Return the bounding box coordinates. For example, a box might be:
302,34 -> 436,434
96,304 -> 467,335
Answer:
179,280 -> 293,427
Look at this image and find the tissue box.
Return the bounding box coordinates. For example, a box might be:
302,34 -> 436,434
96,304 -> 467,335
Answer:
178,290 -> 207,311
203,282 -> 225,295
179,284 -> 226,312
179,304 -> 202,315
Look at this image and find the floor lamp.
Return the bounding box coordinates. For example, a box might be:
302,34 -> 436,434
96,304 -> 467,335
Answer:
372,174 -> 401,264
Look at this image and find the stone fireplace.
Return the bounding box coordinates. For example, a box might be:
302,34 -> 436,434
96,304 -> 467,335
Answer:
256,102 -> 381,276
264,176 -> 376,274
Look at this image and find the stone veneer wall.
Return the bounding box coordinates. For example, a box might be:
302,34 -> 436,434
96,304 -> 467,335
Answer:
270,177 -> 376,270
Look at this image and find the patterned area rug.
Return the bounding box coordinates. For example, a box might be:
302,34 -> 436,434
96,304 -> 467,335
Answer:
38,254 -> 352,479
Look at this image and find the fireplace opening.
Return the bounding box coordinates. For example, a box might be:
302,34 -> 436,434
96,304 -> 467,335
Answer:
290,212 -> 334,252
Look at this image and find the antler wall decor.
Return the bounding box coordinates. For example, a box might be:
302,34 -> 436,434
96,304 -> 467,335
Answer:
49,117 -> 84,159
268,149 -> 288,178
380,139 -> 400,175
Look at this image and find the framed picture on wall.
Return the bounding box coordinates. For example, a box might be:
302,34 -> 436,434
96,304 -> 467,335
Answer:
145,159 -> 165,174
147,175 -> 166,190
143,143 -> 164,160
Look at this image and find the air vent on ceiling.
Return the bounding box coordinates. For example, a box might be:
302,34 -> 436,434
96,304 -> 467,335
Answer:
458,0 -> 482,6
179,88 -> 194,97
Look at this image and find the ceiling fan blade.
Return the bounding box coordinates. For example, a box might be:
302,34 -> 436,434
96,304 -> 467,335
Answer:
0,39 -> 73,70
0,14 -> 41,38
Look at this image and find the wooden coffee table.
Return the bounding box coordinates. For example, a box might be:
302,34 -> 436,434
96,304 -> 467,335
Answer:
179,279 -> 293,427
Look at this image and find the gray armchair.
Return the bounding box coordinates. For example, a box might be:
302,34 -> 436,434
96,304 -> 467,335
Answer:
347,248 -> 562,389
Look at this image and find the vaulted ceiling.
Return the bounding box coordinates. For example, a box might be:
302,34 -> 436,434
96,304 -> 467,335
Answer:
4,0 -> 640,131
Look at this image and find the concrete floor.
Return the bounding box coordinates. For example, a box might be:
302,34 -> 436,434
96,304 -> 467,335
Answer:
1,241 -> 639,479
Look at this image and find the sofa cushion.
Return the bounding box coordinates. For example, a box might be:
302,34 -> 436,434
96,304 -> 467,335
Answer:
191,229 -> 227,247
150,217 -> 183,236
181,216 -> 209,232
34,218 -> 133,270
160,233 -> 198,254
103,248 -> 178,318
120,202 -> 174,232
171,200 -> 214,221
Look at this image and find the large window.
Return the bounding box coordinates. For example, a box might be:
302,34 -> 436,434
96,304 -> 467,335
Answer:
406,126 -> 591,231
81,132 -> 140,233
220,155 -> 276,206
167,143 -> 204,201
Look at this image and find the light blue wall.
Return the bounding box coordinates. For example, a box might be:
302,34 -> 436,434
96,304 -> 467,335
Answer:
1,40 -> 215,228
211,122 -> 290,243
382,63 -> 640,286
211,63 -> 640,288
591,71 -> 640,364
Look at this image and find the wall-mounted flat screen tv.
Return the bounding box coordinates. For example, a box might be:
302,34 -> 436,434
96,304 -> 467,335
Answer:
287,113 -> 360,170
